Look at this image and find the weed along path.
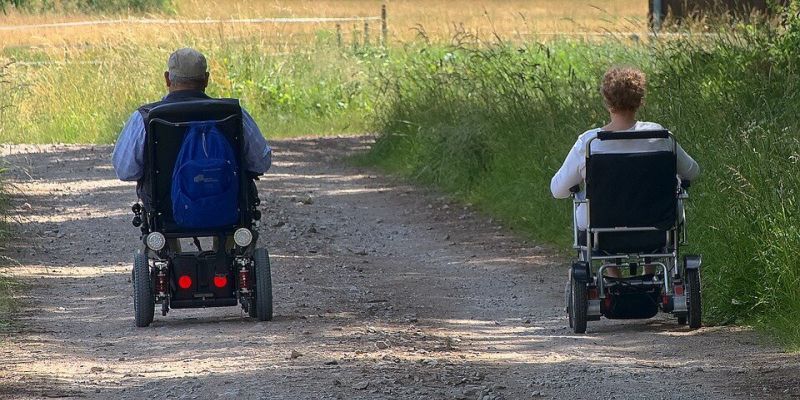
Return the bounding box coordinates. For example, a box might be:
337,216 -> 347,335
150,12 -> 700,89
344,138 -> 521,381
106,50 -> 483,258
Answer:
0,137 -> 798,400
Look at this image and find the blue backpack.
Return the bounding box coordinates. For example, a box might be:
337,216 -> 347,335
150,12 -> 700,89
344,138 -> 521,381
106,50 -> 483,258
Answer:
171,122 -> 240,229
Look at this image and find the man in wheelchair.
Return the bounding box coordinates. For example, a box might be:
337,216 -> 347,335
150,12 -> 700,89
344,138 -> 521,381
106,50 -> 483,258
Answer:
111,48 -> 274,327
551,67 -> 702,333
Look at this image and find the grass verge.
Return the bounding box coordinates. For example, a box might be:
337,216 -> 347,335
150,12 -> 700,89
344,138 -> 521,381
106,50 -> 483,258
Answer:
364,19 -> 800,345
0,35 -> 387,143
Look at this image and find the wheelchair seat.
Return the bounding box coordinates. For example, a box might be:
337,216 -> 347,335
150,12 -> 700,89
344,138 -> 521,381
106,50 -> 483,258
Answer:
566,129 -> 702,333
583,130 -> 678,253
141,99 -> 252,235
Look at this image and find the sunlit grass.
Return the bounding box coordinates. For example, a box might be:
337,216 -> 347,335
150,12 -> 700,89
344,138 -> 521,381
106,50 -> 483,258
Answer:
0,32 -> 386,143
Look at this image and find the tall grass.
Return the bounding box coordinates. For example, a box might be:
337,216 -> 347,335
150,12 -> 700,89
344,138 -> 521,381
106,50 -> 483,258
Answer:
0,35 -> 387,143
366,21 -> 800,344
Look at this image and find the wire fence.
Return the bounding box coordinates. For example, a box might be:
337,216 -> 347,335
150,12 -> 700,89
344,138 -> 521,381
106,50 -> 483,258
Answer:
0,16 -> 381,31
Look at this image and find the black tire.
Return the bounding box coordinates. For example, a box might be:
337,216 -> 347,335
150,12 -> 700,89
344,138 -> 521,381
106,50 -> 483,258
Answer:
686,268 -> 702,329
254,248 -> 273,321
248,296 -> 258,318
570,278 -> 588,334
677,314 -> 687,325
133,250 -> 154,327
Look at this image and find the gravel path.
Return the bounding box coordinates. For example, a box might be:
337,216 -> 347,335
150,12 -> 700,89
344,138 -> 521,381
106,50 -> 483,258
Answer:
0,137 -> 798,399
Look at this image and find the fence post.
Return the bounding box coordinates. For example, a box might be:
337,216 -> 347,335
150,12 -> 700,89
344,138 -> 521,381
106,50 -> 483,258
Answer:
364,21 -> 370,47
381,3 -> 388,47
650,0 -> 663,32
336,23 -> 342,47
352,24 -> 359,50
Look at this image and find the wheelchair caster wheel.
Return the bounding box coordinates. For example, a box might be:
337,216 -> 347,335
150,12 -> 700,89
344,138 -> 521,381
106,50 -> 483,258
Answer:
132,251 -> 155,327
253,248 -> 273,321
686,268 -> 701,329
569,279 -> 588,334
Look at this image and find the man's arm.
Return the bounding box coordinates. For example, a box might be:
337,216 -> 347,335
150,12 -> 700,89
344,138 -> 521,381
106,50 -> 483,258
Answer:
111,111 -> 146,181
241,109 -> 272,174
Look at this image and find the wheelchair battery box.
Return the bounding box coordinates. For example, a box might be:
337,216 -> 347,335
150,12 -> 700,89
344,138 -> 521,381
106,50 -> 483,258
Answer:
603,280 -> 660,320
170,253 -> 236,303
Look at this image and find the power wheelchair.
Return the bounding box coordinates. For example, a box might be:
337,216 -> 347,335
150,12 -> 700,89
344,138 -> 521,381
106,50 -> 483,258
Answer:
129,99 -> 273,327
566,130 -> 701,334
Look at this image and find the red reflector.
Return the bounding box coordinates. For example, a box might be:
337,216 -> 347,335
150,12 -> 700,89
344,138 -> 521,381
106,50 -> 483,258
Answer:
213,275 -> 228,288
675,285 -> 684,295
178,275 -> 192,289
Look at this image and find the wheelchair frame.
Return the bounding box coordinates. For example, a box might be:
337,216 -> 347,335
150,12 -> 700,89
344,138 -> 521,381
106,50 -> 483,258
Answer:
567,130 -> 702,333
130,100 -> 273,327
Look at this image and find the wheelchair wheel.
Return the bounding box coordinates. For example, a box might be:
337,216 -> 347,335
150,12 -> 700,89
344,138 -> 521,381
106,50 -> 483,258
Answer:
247,296 -> 258,319
253,247 -> 273,322
570,278 -> 588,334
686,268 -> 701,329
133,250 -> 154,327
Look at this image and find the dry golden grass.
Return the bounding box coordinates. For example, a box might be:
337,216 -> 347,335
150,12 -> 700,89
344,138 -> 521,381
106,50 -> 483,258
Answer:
0,0 -> 648,50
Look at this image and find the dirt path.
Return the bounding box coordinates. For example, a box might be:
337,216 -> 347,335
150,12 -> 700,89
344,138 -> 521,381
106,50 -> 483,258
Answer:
0,137 -> 797,400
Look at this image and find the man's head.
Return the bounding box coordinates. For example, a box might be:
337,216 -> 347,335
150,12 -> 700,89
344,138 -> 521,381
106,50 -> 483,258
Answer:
601,67 -> 646,114
164,48 -> 209,92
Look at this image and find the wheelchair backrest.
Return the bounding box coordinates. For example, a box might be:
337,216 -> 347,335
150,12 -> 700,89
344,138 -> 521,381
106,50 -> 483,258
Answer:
142,99 -> 248,234
585,130 -> 678,252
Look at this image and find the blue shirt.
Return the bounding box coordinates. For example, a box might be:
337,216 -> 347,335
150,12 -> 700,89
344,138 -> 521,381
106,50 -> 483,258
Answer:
112,107 -> 272,181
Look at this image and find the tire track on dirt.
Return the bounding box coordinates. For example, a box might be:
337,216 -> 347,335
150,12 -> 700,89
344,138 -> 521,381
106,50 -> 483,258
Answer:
0,137 -> 798,399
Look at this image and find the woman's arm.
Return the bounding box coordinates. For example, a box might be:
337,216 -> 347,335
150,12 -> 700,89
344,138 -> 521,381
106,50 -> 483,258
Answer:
676,143 -> 700,181
550,138 -> 585,198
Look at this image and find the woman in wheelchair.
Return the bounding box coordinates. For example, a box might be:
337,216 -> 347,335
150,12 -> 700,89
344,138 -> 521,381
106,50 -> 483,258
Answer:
550,67 -> 703,332
551,67 -> 700,277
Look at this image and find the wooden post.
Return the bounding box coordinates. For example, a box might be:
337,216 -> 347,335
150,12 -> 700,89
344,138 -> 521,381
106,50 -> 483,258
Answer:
364,21 -> 370,47
335,23 -> 342,47
381,3 -> 388,47
650,0 -> 663,32
352,24 -> 359,50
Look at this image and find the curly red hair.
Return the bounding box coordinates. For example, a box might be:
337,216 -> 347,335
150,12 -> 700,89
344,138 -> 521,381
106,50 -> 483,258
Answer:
601,67 -> 646,112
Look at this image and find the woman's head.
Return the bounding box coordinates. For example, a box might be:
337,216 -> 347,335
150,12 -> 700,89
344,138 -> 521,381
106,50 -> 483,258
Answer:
601,67 -> 646,114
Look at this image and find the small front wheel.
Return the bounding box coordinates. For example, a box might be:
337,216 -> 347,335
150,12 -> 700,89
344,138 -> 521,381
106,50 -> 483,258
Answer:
686,268 -> 701,329
253,248 -> 273,321
570,278 -> 588,334
133,250 -> 155,327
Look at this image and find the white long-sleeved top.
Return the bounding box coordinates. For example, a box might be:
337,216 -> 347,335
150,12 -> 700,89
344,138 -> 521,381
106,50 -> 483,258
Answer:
550,121 -> 701,230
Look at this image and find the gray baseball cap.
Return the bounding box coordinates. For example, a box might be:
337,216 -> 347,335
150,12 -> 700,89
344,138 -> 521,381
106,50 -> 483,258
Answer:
167,48 -> 207,80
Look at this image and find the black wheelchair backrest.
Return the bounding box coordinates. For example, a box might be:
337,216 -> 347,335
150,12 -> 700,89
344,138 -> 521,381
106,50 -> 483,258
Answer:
143,99 -> 248,234
585,130 -> 678,252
